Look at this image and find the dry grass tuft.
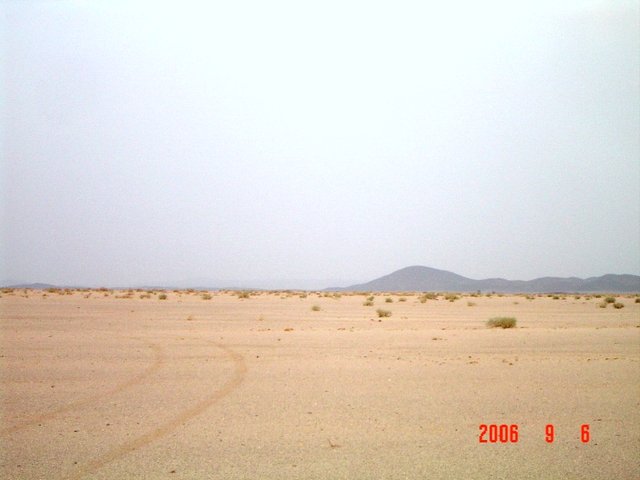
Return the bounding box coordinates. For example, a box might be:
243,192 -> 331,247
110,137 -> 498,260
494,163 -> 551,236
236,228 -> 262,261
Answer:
486,317 -> 516,329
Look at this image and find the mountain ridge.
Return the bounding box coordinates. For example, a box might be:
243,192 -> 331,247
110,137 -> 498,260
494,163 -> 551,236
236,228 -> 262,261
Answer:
329,266 -> 640,293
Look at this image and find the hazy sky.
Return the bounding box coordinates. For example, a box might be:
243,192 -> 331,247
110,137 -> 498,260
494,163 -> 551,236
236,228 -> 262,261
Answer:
1,0 -> 639,288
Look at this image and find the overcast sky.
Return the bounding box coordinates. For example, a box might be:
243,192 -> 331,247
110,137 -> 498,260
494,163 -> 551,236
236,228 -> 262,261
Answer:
1,0 -> 639,288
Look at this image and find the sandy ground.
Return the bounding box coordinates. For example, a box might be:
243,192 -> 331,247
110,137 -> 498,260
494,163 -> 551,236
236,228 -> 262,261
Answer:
1,289 -> 639,479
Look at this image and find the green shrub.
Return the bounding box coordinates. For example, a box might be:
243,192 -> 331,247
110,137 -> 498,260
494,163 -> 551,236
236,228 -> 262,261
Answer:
604,296 -> 616,303
376,309 -> 392,318
486,317 -> 516,329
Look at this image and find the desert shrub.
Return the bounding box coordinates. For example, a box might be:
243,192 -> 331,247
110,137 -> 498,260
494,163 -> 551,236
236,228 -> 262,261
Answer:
385,297 -> 393,303
552,295 -> 560,300
237,291 -> 251,299
598,301 -> 607,308
311,305 -> 321,311
158,293 -> 167,300
635,298 -> 640,304
613,302 -> 624,309
363,300 -> 374,306
604,296 -> 616,304
486,317 -> 517,329
201,293 -> 212,300
467,301 -> 476,307
399,297 -> 407,302
445,294 -> 459,302
419,293 -> 437,303
366,295 -> 374,302
376,309 -> 392,318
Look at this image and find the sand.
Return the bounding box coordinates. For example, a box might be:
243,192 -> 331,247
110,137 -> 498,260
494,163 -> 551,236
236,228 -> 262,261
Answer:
1,289 -> 639,479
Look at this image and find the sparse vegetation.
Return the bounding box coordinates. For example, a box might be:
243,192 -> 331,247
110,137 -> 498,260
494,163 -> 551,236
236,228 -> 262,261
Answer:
486,317 -> 517,329
201,293 -> 212,300
418,292 -> 437,303
311,305 -> 321,311
398,297 -> 407,302
385,297 -> 393,303
376,309 -> 392,318
237,291 -> 251,299
445,294 -> 459,302
613,302 -> 624,309
604,296 -> 616,304
467,301 -> 476,307
158,293 -> 167,300
598,301 -> 607,308
363,300 -> 374,306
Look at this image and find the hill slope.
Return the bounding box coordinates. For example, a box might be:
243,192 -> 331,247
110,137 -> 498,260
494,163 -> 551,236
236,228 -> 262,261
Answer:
331,266 -> 640,293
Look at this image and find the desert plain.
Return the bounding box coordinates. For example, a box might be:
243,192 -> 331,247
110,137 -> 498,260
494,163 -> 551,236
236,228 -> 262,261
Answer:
1,289 -> 638,479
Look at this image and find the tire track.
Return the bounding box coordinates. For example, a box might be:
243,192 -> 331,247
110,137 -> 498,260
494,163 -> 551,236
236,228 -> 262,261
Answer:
1,343 -> 165,436
64,341 -> 247,480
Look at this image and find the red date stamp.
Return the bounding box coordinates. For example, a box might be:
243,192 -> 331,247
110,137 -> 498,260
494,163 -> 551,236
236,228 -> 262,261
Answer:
478,424 -> 590,443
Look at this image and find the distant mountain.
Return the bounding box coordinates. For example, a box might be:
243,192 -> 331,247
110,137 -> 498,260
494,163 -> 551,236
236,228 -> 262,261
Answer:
329,266 -> 640,293
4,282 -> 60,289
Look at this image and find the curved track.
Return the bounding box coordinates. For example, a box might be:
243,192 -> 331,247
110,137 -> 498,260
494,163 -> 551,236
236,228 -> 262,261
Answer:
63,341 -> 246,480
1,343 -> 165,436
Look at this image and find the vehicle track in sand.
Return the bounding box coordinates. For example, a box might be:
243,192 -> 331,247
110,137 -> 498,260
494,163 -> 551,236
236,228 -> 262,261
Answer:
1,343 -> 165,436
63,340 -> 247,480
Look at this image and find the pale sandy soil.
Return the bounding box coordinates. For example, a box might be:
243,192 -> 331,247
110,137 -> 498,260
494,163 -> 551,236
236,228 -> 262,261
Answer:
1,289 -> 639,479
